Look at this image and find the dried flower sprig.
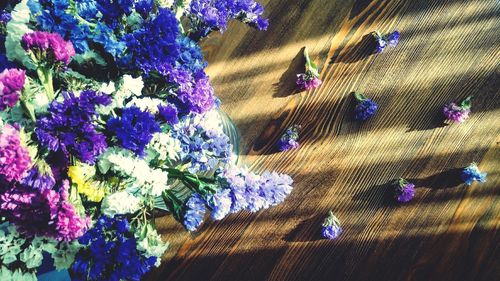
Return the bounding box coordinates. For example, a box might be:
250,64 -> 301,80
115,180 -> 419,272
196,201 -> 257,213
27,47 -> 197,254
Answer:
296,47 -> 322,91
321,211 -> 342,239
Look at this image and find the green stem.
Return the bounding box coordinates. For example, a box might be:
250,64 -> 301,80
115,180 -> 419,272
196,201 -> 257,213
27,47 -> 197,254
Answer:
37,68 -> 55,101
303,46 -> 319,77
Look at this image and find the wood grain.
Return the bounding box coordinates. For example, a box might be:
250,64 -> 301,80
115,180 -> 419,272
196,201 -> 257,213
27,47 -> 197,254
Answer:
148,0 -> 500,280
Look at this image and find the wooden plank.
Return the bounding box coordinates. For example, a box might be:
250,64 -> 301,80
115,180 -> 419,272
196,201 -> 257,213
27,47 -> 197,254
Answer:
148,0 -> 500,280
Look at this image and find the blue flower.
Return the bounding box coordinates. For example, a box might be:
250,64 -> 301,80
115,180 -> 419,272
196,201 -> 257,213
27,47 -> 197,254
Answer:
386,30 -> 400,48
135,0 -> 154,18
183,192 -> 206,231
321,211 -> 342,240
158,104 -> 179,125
461,163 -> 487,185
353,92 -> 378,121
107,106 -> 161,157
176,36 -> 207,73
277,125 -> 300,152
72,216 -> 156,281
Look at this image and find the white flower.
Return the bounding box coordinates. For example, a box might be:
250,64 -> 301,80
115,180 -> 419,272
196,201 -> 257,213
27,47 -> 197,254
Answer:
135,224 -> 169,267
122,75 -> 144,96
101,191 -> 142,217
99,81 -> 116,94
147,132 -> 182,162
126,97 -> 165,114
5,0 -> 34,69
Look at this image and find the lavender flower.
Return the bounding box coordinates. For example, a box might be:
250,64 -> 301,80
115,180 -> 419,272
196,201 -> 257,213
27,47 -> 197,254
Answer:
36,90 -> 111,164
218,166 -> 294,213
321,211 -> 342,239
372,30 -> 400,53
353,92 -> 378,121
277,125 -> 300,152
21,31 -> 76,65
0,68 -> 26,111
296,47 -> 322,91
0,124 -> 31,183
107,106 -> 161,157
207,188 -> 232,220
461,163 -> 487,185
394,178 -> 415,203
183,192 -> 206,231
443,96 -> 472,124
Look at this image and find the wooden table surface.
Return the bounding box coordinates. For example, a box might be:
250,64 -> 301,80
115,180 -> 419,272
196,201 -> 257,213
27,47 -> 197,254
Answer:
149,0 -> 500,280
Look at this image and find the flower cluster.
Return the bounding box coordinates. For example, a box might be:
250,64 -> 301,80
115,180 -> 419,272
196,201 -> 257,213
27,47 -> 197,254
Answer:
372,30 -> 400,53
22,31 -> 76,65
72,216 -> 157,281
1,0 -> 290,278
296,47 -> 322,91
277,125 -> 300,151
461,163 -> 487,186
353,92 -> 378,121
0,68 -> 25,111
321,211 -> 342,240
0,123 -> 31,182
443,96 -> 472,124
393,178 -> 415,203
36,90 -> 111,164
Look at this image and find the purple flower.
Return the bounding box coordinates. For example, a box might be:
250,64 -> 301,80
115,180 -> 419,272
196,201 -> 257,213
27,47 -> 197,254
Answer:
277,125 -> 300,152
207,188 -> 232,220
0,10 -> 11,25
372,30 -> 400,53
296,47 -> 322,91
443,96 -> 472,124
296,73 -> 322,91
461,163 -> 487,185
21,31 -> 76,65
36,90 -> 111,164
107,106 -> 161,157
394,178 -> 415,203
178,71 -> 216,114
353,92 -> 378,121
0,68 -> 25,111
0,180 -> 89,241
259,171 -> 293,206
183,192 -> 206,231
158,104 -> 179,125
20,165 -> 55,190
0,124 -> 31,182
321,211 -> 342,239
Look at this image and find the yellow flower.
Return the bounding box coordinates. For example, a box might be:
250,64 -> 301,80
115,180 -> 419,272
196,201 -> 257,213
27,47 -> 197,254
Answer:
68,165 -> 106,202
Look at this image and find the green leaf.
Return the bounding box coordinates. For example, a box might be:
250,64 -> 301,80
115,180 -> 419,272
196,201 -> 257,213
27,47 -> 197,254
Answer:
353,92 -> 367,101
460,96 -> 473,110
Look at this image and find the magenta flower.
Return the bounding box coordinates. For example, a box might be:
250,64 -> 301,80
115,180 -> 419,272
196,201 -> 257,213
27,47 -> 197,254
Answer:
0,68 -> 25,110
22,31 -> 76,65
0,180 -> 89,241
0,124 -> 31,182
296,47 -> 322,91
443,96 -> 472,124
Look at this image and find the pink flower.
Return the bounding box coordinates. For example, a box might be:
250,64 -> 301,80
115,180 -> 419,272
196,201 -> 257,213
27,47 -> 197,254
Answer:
0,68 -> 25,110
22,31 -> 75,65
0,124 -> 31,182
0,180 -> 89,241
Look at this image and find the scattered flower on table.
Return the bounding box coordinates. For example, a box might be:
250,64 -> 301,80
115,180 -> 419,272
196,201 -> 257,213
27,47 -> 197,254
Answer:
353,92 -> 378,121
443,96 -> 472,124
277,125 -> 301,151
296,47 -> 322,91
461,163 -> 487,185
393,178 -> 415,203
321,211 -> 342,240
372,30 -> 400,53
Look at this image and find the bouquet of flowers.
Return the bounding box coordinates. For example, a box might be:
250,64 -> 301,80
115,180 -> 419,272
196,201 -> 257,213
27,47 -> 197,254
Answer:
0,0 -> 292,280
